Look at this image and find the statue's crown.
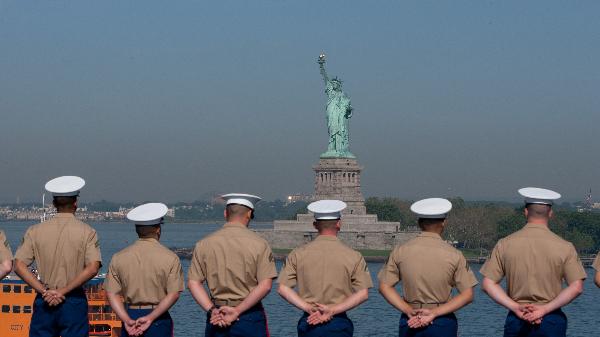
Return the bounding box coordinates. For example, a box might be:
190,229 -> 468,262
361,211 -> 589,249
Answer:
331,77 -> 342,83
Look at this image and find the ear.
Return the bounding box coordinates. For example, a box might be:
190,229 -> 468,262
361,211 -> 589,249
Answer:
223,209 -> 228,219
549,208 -> 554,219
73,199 -> 78,209
524,207 -> 529,218
335,220 -> 341,230
313,221 -> 318,230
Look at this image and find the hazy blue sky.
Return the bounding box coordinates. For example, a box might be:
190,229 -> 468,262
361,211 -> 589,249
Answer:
1,1 -> 598,203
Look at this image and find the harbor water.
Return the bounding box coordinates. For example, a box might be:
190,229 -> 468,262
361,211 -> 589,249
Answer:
2,221 -> 599,337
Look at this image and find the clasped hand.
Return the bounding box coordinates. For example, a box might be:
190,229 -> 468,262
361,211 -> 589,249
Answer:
407,309 -> 436,329
305,303 -> 334,325
123,316 -> 154,337
42,289 -> 65,306
209,306 -> 240,327
515,304 -> 547,325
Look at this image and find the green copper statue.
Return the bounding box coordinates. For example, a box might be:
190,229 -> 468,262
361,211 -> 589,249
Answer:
318,53 -> 355,158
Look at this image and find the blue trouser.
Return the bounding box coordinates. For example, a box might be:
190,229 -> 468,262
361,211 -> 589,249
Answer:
205,302 -> 269,337
29,288 -> 88,337
297,312 -> 354,337
121,309 -> 173,337
503,309 -> 567,337
398,313 -> 457,337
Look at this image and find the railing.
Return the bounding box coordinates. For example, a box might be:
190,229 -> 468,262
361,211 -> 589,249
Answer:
88,313 -> 118,321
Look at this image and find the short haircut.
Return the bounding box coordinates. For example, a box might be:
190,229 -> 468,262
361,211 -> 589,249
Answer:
313,219 -> 339,231
52,196 -> 77,210
417,218 -> 445,229
135,224 -> 160,238
226,204 -> 252,218
526,203 -> 551,218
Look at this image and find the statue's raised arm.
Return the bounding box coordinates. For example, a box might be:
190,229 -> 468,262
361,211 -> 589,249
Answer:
318,53 -> 329,85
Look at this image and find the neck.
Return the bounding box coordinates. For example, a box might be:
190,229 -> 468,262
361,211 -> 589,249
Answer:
140,235 -> 159,241
318,229 -> 338,237
422,227 -> 444,235
227,219 -> 248,227
527,219 -> 549,226
56,209 -> 75,214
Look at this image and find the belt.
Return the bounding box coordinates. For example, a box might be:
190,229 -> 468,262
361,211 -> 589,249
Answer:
408,302 -> 446,309
127,304 -> 157,309
213,299 -> 244,307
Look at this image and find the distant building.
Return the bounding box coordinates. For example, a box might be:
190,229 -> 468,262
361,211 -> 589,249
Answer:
285,194 -> 311,204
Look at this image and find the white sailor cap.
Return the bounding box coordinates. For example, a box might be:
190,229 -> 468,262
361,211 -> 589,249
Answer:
127,203 -> 168,226
410,198 -> 452,219
307,200 -> 347,220
45,176 -> 85,197
518,187 -> 561,206
221,193 -> 262,210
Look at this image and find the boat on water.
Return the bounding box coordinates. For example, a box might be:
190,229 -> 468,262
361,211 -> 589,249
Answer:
0,274 -> 122,337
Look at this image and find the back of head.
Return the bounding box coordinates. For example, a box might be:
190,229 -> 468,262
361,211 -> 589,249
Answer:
135,224 -> 161,239
525,203 -> 552,222
417,218 -> 445,231
313,219 -> 339,233
225,204 -> 252,224
53,196 -> 77,213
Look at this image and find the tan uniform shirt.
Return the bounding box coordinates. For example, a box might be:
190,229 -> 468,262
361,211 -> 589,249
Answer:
593,252 -> 600,271
480,223 -> 587,304
0,230 -> 12,263
15,213 -> 102,289
188,222 -> 277,302
278,235 -> 373,306
378,232 -> 478,306
104,238 -> 184,305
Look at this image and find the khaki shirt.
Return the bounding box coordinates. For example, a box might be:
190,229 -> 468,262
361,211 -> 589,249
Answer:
378,232 -> 478,305
105,238 -> 184,305
0,230 -> 12,263
188,222 -> 277,302
278,235 -> 373,306
480,223 -> 586,303
15,213 -> 102,289
592,252 -> 600,271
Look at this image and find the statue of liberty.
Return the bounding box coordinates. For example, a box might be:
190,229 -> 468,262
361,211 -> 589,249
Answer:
318,53 -> 355,158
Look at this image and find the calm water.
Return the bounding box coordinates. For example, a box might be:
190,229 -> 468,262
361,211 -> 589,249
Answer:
2,221 -> 599,337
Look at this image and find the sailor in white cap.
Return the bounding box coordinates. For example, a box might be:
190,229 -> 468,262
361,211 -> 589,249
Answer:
481,187 -> 586,337
105,203 -> 184,337
378,198 -> 477,337
278,200 -> 372,337
188,193 -> 277,337
15,176 -> 102,337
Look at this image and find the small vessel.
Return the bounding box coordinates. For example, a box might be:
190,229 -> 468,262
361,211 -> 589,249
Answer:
0,274 -> 122,337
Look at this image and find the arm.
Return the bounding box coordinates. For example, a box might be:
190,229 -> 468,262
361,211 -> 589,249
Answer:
309,288 -> 369,325
0,259 -> 12,279
378,282 -> 414,316
188,279 -> 215,311
319,60 -> 329,84
14,259 -> 47,294
409,288 -> 474,328
481,277 -> 524,318
595,271 -> 600,288
220,278 -> 273,323
523,279 -> 584,322
277,284 -> 313,313
57,261 -> 100,296
135,292 -> 181,333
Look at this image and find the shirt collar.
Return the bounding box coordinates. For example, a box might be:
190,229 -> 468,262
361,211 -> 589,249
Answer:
138,238 -> 160,244
53,213 -> 76,219
524,223 -> 550,231
223,222 -> 248,229
418,231 -> 443,240
315,235 -> 338,242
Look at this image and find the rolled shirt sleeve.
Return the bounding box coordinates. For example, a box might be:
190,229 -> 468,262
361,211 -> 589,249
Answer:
453,253 -> 479,292
104,259 -> 122,294
85,230 -> 102,266
187,242 -> 207,282
562,243 -> 587,284
351,254 -> 373,291
167,257 -> 185,293
277,250 -> 298,288
256,243 -> 278,282
14,229 -> 35,266
377,249 -> 401,287
0,230 -> 12,263
480,241 -> 505,282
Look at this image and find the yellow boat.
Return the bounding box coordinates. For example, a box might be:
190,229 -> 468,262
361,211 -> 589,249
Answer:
0,274 -> 122,337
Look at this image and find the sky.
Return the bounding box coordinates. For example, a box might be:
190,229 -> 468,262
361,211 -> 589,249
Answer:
0,1 -> 599,203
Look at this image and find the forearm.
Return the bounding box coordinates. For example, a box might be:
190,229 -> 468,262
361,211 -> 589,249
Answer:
277,284 -> 312,312
147,292 -> 180,321
235,278 -> 272,314
542,280 -> 583,313
432,288 -> 474,317
482,277 -> 519,312
14,259 -> 46,293
60,261 -> 100,294
379,282 -> 414,315
331,288 -> 369,314
107,292 -> 132,323
0,260 -> 12,279
188,279 -> 215,311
